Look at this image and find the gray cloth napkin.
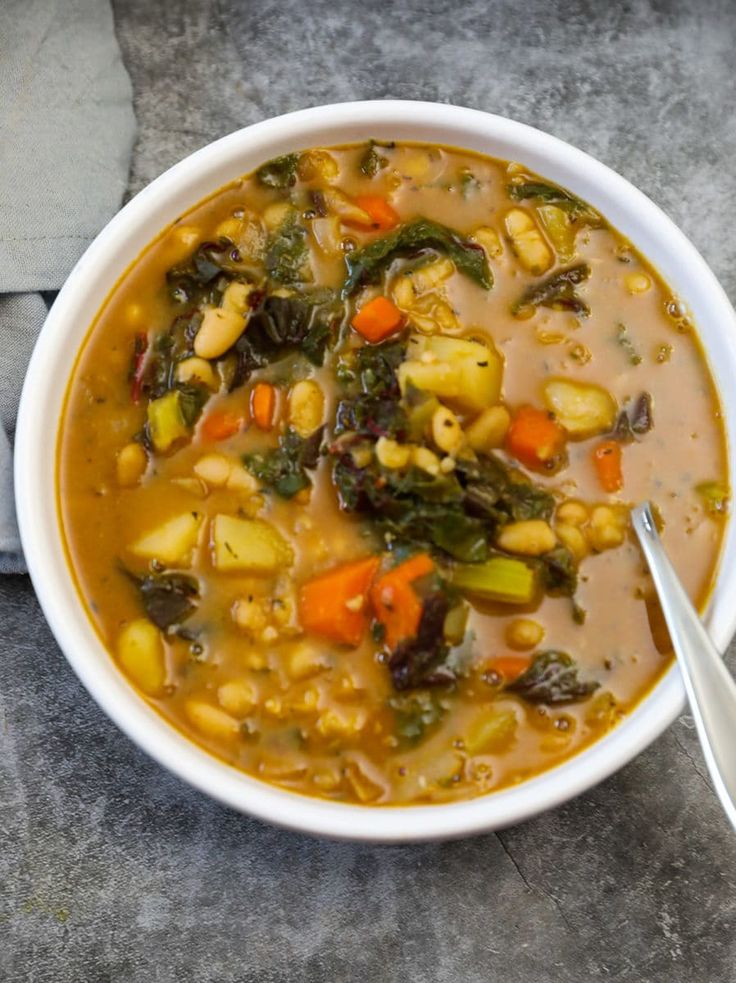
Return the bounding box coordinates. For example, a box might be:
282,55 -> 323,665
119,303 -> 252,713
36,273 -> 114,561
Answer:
0,0 -> 136,573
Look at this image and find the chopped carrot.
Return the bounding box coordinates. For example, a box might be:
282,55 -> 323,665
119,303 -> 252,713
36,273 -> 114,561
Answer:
352,195 -> 401,231
251,382 -> 277,430
351,296 -> 404,344
593,440 -> 623,492
298,556 -> 381,647
505,405 -> 567,471
370,553 -> 435,650
200,410 -> 243,443
485,655 -> 532,683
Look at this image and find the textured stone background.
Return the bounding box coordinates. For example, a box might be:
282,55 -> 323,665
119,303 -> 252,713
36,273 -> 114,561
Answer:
3,1 -> 736,980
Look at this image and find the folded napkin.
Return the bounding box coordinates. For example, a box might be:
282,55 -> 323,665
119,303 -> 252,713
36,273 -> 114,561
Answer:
0,0 -> 136,572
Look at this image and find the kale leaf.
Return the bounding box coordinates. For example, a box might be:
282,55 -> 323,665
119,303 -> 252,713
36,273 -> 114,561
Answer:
230,292 -> 339,389
256,153 -> 299,189
245,426 -> 324,498
167,240 -> 241,305
389,592 -> 452,690
507,182 -> 599,221
388,690 -> 446,744
611,391 -> 654,443
536,545 -> 578,597
138,573 -> 199,630
265,215 -> 308,284
359,140 -> 391,177
342,218 -> 493,297
512,263 -> 591,316
507,650 -> 599,705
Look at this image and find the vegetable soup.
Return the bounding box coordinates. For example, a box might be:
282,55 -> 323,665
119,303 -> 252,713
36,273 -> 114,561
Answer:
58,142 -> 729,805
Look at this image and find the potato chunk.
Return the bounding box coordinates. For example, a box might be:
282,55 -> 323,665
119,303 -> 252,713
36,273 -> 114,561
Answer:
542,378 -> 618,439
399,334 -> 503,413
129,512 -> 203,566
116,619 -> 166,696
211,515 -> 294,573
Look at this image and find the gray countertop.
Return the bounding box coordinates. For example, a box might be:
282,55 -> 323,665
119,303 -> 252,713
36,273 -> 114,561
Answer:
3,1 -> 736,980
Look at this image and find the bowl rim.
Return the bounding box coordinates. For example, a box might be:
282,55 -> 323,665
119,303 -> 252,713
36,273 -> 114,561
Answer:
14,99 -> 736,842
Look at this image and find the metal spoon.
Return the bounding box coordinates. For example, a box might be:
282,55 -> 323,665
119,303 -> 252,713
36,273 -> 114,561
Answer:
631,501 -> 736,831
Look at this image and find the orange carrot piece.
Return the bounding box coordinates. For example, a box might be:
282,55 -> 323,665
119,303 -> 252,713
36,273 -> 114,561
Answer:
200,411 -> 243,443
251,382 -> 277,430
352,195 -> 401,231
370,553 -> 435,649
593,440 -> 623,492
351,296 -> 404,344
298,556 -> 381,647
486,655 -> 532,683
505,405 -> 567,471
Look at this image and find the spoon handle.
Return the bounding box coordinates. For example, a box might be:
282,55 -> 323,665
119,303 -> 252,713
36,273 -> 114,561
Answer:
632,502 -> 736,831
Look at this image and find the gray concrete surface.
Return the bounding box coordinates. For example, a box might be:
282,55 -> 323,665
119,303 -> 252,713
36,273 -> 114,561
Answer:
3,1 -> 736,980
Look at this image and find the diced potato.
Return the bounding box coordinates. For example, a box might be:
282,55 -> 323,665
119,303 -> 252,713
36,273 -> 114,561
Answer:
116,442 -> 148,487
116,619 -> 166,696
185,700 -> 240,740
471,226 -> 503,258
130,512 -> 203,566
464,405 -> 511,453
212,515 -> 294,573
194,307 -> 247,360
220,281 -> 253,314
218,678 -> 258,716
399,334 -> 503,413
176,356 -> 219,390
194,453 -> 232,487
147,390 -> 189,453
497,520 -> 557,556
542,378 -> 618,439
504,208 -> 553,274
287,380 -> 324,437
321,188 -> 372,225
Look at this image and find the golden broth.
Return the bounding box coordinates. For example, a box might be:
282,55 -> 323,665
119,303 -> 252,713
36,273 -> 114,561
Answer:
58,142 -> 728,804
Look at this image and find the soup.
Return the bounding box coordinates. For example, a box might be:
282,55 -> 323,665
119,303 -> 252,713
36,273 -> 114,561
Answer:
59,141 -> 728,805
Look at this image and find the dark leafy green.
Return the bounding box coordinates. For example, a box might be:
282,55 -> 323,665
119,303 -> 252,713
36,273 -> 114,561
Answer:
265,215 -> 308,284
342,218 -> 493,297
138,573 -> 199,630
455,455 -> 555,525
611,391 -> 653,443
333,339 -> 408,440
388,691 -> 446,743
536,545 -> 578,597
388,592 -> 452,690
167,240 -> 241,305
508,182 -> 598,221
508,650 -> 599,705
511,263 -> 591,316
360,140 -> 391,177
230,292 -> 340,389
256,153 -> 299,189
244,427 -> 324,499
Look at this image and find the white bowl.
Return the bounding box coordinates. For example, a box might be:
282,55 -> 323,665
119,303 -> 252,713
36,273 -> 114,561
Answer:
15,101 -> 736,841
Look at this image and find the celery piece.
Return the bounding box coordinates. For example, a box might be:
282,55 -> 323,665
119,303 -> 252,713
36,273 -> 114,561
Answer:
452,556 -> 537,605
